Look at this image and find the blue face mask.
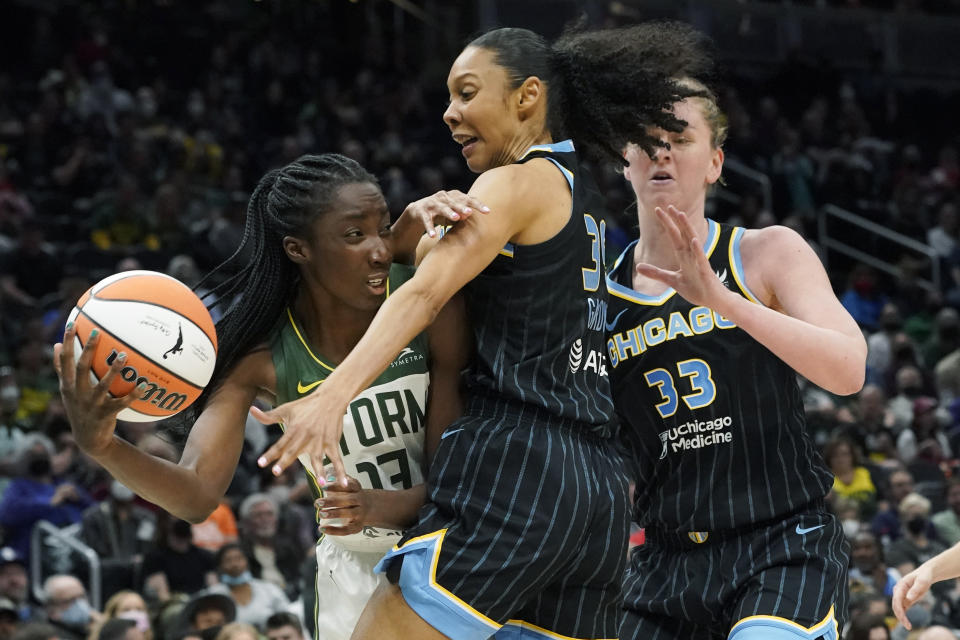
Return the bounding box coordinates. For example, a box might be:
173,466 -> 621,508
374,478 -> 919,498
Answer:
58,598 -> 92,628
219,571 -> 252,587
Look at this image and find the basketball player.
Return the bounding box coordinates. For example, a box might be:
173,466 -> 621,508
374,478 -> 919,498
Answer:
53,154 -> 473,640
607,78 -> 866,638
252,24 -> 712,640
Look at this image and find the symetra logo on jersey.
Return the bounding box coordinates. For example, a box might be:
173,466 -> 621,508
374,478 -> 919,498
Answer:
390,347 -> 424,368
658,415 -> 733,458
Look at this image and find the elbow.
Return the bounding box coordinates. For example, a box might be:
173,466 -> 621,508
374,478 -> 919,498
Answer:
176,495 -> 220,524
831,367 -> 866,397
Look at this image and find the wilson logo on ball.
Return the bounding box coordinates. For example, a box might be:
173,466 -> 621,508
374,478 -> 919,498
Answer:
105,350 -> 189,412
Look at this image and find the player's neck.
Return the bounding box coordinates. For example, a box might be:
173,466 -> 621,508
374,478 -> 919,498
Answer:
293,291 -> 377,365
634,202 -> 709,269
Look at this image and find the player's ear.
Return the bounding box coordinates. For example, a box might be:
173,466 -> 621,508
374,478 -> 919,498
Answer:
283,236 -> 310,264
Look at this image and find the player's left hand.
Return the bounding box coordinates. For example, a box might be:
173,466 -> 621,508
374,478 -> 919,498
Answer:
250,388 -> 351,488
892,563 -> 934,629
635,205 -> 733,311
315,476 -> 370,536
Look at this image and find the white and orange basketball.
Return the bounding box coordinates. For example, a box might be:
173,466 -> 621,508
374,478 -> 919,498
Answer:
66,270 -> 218,422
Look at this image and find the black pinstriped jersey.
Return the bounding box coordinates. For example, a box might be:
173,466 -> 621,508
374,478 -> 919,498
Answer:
606,220 -> 834,531
461,140 -> 615,432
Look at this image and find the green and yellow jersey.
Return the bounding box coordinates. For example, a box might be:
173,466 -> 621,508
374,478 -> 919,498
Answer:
270,263 -> 429,553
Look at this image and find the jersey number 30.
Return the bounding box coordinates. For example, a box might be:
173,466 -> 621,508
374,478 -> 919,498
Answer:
643,359 -> 717,418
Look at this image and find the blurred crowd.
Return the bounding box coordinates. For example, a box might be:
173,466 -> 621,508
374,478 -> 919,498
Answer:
0,1 -> 959,639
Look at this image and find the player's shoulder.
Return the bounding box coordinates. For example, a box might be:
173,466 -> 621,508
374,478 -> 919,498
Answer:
472,159 -> 566,204
230,345 -> 276,391
738,224 -> 811,270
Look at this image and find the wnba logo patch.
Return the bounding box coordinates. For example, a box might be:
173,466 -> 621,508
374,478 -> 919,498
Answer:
688,531 -> 709,544
569,339 -> 583,373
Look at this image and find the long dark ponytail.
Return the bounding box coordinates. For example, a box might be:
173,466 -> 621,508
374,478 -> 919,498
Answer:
469,21 -> 716,164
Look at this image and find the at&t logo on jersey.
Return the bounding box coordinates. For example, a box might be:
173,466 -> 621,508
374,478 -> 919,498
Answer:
568,339 -> 608,377
658,415 -> 733,458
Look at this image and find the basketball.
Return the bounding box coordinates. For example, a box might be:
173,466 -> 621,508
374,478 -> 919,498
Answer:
66,270 -> 218,423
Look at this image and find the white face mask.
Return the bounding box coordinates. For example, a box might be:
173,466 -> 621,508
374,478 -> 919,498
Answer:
842,519 -> 861,538
110,480 -> 135,502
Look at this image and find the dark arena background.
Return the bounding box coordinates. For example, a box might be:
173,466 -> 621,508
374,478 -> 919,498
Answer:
1,1 -> 960,638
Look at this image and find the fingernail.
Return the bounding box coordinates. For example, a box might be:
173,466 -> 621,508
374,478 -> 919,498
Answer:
451,213 -> 460,220
272,464 -> 282,476
136,383 -> 147,391
326,474 -> 336,484
117,352 -> 127,363
315,500 -> 324,507
90,329 -> 99,338
341,478 -> 349,488
319,511 -> 328,518
65,322 -> 74,331
463,208 -> 472,214
428,230 -> 436,238
481,206 -> 490,212
258,457 -> 267,467
317,476 -> 326,487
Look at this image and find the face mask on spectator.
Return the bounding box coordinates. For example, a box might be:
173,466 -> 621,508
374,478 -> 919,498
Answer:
842,519 -> 861,538
906,517 -> 927,535
219,571 -> 252,587
58,598 -> 92,628
110,480 -> 135,502
0,385 -> 18,405
117,609 -> 150,632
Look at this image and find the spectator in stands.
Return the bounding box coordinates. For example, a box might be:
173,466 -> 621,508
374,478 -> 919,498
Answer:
842,264 -> 888,331
263,613 -> 302,640
237,495 -> 301,600
212,623 -> 256,640
99,591 -> 151,640
866,304 -> 903,386
42,575 -> 101,640
141,513 -> 215,604
897,397 -> 952,465
190,503 -> 238,554
931,478 -> 960,546
872,469 -> 916,545
11,624 -> 60,640
209,544 -> 288,630
826,437 -> 878,517
918,627 -> 957,640
0,599 -> 19,640
0,434 -> 91,558
0,221 -> 62,314
849,531 -> 900,598
80,480 -> 156,595
923,308 -> 960,369
846,612 -> 891,640
176,591 -> 235,636
887,493 -> 948,577
890,365 -> 927,432
0,549 -> 39,625
96,618 -> 141,640
927,201 -> 959,259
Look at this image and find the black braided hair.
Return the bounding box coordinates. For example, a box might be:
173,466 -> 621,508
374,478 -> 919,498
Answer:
469,20 -> 716,164
183,153 -> 377,427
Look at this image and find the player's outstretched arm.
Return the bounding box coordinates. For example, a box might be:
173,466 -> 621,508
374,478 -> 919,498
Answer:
638,206 -> 866,395
55,324 -> 265,522
893,543 -> 960,629
252,164 -> 545,486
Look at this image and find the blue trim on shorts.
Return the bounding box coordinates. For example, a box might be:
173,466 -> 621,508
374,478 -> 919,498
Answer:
374,532 -> 502,640
728,609 -> 838,640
